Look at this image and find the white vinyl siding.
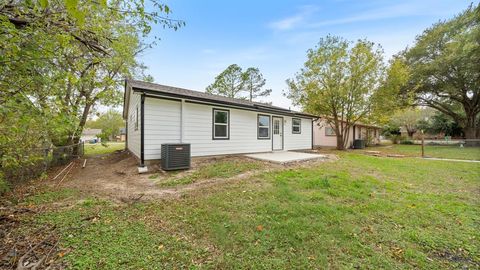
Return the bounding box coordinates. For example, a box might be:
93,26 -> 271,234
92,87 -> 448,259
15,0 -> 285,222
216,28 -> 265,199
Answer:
142,97 -> 313,160
126,90 -> 141,158
144,98 -> 181,160
284,118 -> 312,150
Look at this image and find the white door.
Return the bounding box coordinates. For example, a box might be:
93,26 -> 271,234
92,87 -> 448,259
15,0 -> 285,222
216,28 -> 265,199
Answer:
272,117 -> 283,150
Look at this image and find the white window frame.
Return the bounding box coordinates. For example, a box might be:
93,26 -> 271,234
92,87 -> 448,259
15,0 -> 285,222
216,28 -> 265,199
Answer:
292,118 -> 301,134
257,114 -> 270,139
213,109 -> 229,140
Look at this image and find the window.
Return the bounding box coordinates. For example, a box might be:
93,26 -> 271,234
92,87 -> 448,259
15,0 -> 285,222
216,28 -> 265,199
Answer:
273,120 -> 280,135
325,126 -> 336,136
213,109 -> 229,139
258,114 -> 270,139
292,118 -> 301,134
135,105 -> 139,131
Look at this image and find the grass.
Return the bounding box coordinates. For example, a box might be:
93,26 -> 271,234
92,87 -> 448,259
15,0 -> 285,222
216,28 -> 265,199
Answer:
156,159 -> 263,187
84,142 -> 125,157
368,144 -> 480,160
16,152 -> 480,269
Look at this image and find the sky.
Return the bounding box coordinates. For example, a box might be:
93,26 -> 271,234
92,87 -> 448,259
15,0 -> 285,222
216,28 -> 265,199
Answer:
138,0 -> 473,109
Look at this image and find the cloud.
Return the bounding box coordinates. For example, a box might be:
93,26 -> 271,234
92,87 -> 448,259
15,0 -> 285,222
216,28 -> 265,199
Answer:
268,5 -> 319,31
308,1 -> 449,28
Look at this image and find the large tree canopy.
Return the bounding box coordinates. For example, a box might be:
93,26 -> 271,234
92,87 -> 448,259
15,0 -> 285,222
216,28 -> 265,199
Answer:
286,36 -> 384,149
400,4 -> 479,139
0,0 -> 183,183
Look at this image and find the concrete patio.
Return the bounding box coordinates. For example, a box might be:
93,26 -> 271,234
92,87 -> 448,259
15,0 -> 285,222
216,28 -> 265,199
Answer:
245,151 -> 326,164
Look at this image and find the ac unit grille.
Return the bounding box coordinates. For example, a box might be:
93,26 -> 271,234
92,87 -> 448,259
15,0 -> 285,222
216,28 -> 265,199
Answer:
161,144 -> 191,170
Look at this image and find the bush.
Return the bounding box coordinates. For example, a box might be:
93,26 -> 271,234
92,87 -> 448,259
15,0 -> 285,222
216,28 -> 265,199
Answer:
400,140 -> 414,145
0,172 -> 10,195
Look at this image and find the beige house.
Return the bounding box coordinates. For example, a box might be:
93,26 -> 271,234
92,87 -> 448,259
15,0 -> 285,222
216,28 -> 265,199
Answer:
313,118 -> 381,148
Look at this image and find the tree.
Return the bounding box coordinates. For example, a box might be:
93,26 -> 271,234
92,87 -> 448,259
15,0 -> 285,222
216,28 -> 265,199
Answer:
86,110 -> 124,141
206,65 -> 272,101
417,111 -> 464,137
242,67 -> 272,101
286,36 -> 384,150
400,4 -> 480,139
369,57 -> 410,125
0,0 -> 183,185
206,64 -> 245,98
1,0 -> 183,146
390,108 -> 430,138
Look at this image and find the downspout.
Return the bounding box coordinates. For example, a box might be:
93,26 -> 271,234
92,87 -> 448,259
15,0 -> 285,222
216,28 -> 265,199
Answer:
353,125 -> 356,147
140,94 -> 145,166
180,99 -> 185,143
311,117 -> 319,149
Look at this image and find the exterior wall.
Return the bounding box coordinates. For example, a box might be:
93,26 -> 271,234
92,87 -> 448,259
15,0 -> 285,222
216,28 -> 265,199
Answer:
126,90 -> 141,158
144,98 -> 181,160
283,117 -> 312,150
143,97 -> 312,160
313,119 -> 380,148
313,119 -> 354,148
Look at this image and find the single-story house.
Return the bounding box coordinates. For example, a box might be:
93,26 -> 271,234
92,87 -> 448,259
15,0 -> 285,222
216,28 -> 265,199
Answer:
313,118 -> 381,148
81,128 -> 102,143
123,80 -> 316,166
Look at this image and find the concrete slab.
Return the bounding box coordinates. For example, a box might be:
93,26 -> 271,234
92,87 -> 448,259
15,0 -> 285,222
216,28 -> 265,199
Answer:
245,151 -> 326,164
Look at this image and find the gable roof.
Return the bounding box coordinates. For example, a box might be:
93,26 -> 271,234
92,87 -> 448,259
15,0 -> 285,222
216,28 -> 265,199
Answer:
123,79 -> 316,119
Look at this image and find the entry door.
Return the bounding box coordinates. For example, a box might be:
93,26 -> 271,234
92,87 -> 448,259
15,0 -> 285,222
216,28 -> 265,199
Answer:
272,117 -> 283,150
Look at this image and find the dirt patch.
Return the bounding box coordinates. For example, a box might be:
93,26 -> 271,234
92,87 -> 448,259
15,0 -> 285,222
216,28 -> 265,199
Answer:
48,151 -> 334,202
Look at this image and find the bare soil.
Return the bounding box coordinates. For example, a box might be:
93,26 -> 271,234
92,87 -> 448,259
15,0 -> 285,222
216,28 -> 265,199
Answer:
52,150 -> 335,202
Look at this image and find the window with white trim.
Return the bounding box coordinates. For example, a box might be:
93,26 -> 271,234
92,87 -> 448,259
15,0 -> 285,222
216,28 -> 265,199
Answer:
292,118 -> 301,134
213,109 -> 229,139
258,114 -> 270,139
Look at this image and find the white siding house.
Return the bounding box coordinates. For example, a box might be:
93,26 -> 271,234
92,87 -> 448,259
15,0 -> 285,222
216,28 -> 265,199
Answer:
123,80 -> 315,165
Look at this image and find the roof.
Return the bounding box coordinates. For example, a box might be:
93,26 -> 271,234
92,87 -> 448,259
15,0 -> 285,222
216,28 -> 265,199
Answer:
123,79 -> 316,119
316,116 -> 381,129
82,128 -> 102,136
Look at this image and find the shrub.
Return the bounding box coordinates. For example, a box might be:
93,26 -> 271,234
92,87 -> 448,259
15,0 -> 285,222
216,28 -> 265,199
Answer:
0,172 -> 10,195
400,140 -> 414,145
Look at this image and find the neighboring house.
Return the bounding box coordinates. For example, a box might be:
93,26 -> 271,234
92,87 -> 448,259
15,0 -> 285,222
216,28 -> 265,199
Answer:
81,128 -> 102,142
313,118 -> 381,148
117,127 -> 126,142
123,80 -> 316,166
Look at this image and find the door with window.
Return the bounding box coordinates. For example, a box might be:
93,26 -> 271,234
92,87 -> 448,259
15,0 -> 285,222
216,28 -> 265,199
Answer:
272,117 -> 283,150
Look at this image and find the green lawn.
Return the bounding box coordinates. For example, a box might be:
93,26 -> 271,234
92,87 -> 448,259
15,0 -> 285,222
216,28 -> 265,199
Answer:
83,142 -> 125,156
154,158 -> 264,187
368,144 -> 480,160
12,152 -> 480,269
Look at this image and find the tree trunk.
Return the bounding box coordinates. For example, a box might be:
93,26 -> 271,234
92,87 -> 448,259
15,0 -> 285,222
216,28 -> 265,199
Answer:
407,128 -> 415,138
464,112 -> 478,139
336,135 -> 345,150
67,102 -> 93,150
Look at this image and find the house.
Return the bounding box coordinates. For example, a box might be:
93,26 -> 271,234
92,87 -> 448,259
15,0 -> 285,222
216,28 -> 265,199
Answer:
117,127 -> 126,142
81,128 -> 102,143
313,118 -> 381,148
123,80 -> 316,166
